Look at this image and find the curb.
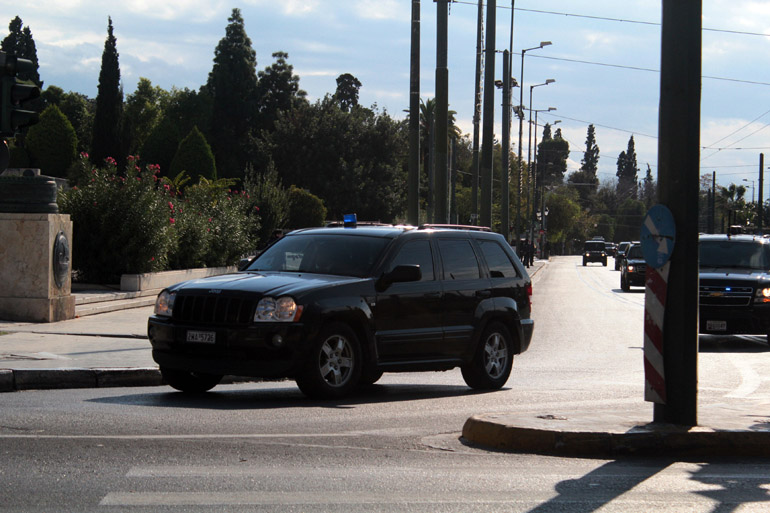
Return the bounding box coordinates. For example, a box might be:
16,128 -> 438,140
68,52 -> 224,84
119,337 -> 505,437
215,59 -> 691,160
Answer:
462,413 -> 770,459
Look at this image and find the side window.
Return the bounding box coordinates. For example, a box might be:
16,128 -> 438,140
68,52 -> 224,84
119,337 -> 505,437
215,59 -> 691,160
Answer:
479,240 -> 519,278
438,239 -> 481,280
389,240 -> 434,281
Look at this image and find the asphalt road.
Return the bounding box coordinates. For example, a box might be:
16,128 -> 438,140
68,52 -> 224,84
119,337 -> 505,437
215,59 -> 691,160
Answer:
2,255 -> 770,512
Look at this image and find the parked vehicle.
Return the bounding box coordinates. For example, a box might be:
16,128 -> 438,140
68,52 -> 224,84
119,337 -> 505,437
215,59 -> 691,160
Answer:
148,223 -> 535,398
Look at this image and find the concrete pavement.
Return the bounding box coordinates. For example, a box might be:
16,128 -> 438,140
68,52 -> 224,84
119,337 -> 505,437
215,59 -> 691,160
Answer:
4,258 -> 770,458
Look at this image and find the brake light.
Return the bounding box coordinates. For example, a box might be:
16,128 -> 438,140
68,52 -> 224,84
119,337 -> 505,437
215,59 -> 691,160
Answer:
527,283 -> 533,308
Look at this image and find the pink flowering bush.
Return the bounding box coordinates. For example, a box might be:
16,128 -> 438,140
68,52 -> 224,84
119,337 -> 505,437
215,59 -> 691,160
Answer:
59,156 -> 260,283
58,154 -> 173,283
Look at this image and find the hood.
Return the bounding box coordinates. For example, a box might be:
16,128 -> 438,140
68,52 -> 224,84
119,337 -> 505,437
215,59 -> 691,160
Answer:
167,271 -> 365,297
699,268 -> 770,284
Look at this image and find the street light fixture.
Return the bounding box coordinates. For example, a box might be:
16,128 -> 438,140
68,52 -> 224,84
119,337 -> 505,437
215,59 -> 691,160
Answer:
515,41 -> 552,246
527,79 -> 556,242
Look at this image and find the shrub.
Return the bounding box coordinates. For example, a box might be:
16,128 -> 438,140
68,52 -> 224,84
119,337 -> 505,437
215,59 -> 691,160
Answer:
244,165 -> 289,247
287,185 -> 326,229
169,126 -> 217,181
58,155 -> 174,283
25,105 -> 78,177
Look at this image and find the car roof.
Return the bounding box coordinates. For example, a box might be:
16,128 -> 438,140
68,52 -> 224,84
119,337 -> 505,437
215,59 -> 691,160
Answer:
287,224 -> 502,240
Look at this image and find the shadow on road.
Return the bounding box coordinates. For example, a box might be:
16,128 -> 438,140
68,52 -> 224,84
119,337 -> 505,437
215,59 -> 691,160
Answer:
698,334 -> 770,353
88,381 -> 502,410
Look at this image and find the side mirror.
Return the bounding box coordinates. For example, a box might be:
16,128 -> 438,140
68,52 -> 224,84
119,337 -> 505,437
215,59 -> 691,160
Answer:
376,264 -> 421,291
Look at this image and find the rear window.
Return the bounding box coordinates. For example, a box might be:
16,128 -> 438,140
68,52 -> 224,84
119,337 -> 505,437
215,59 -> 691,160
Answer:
438,239 -> 481,280
700,240 -> 770,270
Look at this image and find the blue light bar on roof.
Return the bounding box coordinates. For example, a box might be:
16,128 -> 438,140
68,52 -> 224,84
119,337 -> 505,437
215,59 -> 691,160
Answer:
343,213 -> 357,228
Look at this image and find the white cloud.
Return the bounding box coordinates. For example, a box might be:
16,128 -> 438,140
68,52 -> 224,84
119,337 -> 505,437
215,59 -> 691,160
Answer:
352,0 -> 404,21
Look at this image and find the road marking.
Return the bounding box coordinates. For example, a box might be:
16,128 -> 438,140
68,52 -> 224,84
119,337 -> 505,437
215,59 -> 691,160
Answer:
726,354 -> 763,398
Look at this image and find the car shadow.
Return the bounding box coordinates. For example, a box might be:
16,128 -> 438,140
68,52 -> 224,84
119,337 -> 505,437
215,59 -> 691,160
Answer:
87,381 -> 503,410
699,334 -> 770,353
612,288 -> 645,293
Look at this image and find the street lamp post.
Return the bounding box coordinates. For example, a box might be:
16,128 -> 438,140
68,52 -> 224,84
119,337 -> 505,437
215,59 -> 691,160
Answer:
527,79 -> 555,242
743,178 -> 755,203
516,41 -> 551,247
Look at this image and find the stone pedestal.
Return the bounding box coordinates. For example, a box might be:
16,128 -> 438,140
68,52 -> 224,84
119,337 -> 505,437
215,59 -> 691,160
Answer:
0,213 -> 75,322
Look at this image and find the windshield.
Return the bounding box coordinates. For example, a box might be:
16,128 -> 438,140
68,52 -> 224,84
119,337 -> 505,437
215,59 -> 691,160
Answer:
626,245 -> 643,259
699,240 -> 770,270
585,242 -> 605,251
246,233 -> 390,277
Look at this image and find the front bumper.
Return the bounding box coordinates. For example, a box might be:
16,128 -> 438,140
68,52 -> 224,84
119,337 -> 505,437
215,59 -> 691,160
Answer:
699,303 -> 770,336
147,315 -> 311,378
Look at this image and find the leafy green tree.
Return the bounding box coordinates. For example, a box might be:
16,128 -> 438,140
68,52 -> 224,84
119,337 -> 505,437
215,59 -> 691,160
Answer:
335,73 -> 361,112
25,105 -> 77,178
543,189 -> 581,250
256,51 -> 306,131
140,115 -> 181,175
91,17 -> 123,165
41,87 -> 94,154
536,124 -> 569,186
264,96 -> 407,221
616,135 -> 639,200
123,78 -> 164,156
206,8 -> 258,179
287,185 -> 326,229
615,198 -> 646,242
245,165 -> 289,246
169,126 -> 217,181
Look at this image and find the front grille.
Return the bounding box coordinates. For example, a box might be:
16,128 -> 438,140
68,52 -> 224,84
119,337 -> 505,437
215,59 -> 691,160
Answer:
699,285 -> 753,306
173,294 -> 256,325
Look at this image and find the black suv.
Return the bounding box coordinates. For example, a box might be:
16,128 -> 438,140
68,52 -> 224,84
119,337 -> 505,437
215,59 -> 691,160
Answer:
620,243 -> 646,291
699,234 -> 770,344
582,239 -> 607,266
148,225 -> 534,398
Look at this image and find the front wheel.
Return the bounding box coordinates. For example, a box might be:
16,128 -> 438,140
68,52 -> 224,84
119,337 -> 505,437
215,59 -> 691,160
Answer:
621,273 -> 630,292
296,322 -> 362,399
461,322 -> 514,390
161,367 -> 222,393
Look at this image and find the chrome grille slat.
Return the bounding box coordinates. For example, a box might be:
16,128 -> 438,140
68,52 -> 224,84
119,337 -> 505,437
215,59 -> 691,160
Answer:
173,294 -> 256,325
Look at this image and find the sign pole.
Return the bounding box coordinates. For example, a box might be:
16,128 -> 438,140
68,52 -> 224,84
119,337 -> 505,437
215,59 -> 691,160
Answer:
654,0 -> 701,426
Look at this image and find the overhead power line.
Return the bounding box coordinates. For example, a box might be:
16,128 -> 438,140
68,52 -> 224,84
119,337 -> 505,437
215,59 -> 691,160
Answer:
451,2 -> 770,38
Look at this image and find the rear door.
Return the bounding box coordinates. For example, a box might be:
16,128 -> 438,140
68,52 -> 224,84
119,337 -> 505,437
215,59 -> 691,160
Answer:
437,237 -> 488,357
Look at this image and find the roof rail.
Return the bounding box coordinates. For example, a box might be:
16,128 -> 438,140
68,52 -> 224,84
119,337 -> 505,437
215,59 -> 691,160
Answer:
419,224 -> 492,232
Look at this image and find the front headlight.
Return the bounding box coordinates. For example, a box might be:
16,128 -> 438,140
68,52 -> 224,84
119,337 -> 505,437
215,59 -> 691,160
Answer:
755,288 -> 770,303
255,296 -> 302,322
154,290 -> 176,317
627,265 -> 635,272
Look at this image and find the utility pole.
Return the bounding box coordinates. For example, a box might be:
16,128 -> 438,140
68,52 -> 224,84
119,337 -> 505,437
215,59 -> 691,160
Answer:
434,0 -> 449,224
501,50 -> 511,240
470,0 -> 483,224
654,0 -> 701,426
759,154 -> 764,232
480,0 -> 496,228
408,0 -> 420,226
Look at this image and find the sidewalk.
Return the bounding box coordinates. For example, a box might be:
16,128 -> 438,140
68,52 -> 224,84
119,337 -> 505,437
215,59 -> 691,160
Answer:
5,258 -> 768,458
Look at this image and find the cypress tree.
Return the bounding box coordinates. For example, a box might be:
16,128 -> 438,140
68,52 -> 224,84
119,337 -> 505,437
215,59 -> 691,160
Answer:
207,8 -> 258,180
616,135 -> 639,200
91,16 -> 123,166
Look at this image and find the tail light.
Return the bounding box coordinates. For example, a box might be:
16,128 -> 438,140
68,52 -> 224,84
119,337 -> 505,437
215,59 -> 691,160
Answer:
527,283 -> 533,308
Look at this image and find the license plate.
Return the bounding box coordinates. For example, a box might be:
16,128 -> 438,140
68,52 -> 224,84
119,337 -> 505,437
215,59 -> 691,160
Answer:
707,320 -> 727,331
186,330 -> 216,344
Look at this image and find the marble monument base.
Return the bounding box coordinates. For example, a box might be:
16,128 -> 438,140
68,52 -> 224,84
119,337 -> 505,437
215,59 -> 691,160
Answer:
0,213 -> 75,322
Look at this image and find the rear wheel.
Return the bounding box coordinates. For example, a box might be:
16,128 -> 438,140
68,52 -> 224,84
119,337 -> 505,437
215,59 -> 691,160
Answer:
461,322 -> 514,390
161,367 -> 222,393
621,273 -> 630,292
296,322 -> 362,399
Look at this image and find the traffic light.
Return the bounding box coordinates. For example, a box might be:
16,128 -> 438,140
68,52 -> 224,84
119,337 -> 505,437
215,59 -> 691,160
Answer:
0,51 -> 40,138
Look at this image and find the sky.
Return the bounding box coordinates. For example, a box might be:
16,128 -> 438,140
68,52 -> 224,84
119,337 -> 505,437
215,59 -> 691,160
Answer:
5,1 -> 770,199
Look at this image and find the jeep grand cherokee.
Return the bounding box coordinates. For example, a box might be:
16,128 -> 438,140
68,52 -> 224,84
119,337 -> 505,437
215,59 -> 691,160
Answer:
148,224 -> 534,398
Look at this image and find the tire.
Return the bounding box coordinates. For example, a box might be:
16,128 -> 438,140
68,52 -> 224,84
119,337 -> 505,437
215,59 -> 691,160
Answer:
296,322 -> 362,399
602,259 -> 607,266
461,321 -> 514,390
621,274 -> 630,292
359,367 -> 384,387
161,367 -> 222,393
582,259 -> 587,266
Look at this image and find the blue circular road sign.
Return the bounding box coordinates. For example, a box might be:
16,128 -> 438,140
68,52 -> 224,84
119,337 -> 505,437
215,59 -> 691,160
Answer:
640,204 -> 676,268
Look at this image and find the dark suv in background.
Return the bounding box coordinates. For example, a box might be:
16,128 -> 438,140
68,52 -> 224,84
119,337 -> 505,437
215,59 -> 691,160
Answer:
699,234 -> 770,344
148,224 -> 535,398
583,238 -> 607,266
620,243 -> 646,291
